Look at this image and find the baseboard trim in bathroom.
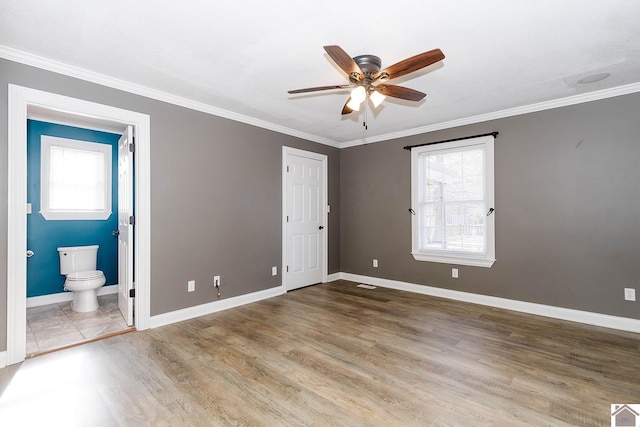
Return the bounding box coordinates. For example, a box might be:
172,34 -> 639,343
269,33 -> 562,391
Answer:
26,326 -> 136,359
26,284 -> 119,308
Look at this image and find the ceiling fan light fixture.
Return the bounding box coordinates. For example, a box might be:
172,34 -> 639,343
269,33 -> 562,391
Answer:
288,45 -> 445,116
346,97 -> 362,111
346,86 -> 367,111
350,86 -> 367,103
370,90 -> 386,108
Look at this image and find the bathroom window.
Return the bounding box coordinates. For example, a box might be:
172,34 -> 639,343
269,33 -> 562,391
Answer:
40,135 -> 112,220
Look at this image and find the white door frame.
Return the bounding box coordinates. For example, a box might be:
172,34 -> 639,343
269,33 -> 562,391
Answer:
281,146 -> 328,291
117,126 -> 135,326
6,84 -> 151,365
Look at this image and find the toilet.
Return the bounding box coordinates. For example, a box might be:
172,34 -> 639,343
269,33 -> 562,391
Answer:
57,245 -> 106,313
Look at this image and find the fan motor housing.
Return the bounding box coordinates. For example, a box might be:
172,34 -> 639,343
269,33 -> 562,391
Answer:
353,55 -> 382,74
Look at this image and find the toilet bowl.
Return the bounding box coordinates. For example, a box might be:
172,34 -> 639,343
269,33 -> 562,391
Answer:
64,270 -> 106,312
58,245 -> 106,313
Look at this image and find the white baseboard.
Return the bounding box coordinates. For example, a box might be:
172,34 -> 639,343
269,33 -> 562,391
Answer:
0,351 -> 6,369
326,272 -> 341,282
149,285 -> 286,329
98,285 -> 118,296
335,273 -> 640,333
26,284 -> 119,308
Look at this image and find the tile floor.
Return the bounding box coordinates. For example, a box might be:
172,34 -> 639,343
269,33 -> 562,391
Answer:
26,293 -> 130,355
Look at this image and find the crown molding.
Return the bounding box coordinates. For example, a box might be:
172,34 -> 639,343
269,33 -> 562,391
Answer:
339,82 -> 640,148
3,45 -> 639,151
0,45 -> 340,148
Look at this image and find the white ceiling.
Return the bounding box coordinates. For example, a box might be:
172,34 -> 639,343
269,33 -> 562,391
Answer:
2,1 -> 640,147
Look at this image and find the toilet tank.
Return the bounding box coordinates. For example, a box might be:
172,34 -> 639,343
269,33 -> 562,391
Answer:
57,245 -> 99,275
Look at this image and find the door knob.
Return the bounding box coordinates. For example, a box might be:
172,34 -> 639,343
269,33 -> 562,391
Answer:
26,250 -> 34,258
319,226 -> 324,230
112,230 -> 120,236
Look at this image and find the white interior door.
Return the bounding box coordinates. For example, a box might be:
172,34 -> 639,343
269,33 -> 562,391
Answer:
285,149 -> 326,290
118,125 -> 134,326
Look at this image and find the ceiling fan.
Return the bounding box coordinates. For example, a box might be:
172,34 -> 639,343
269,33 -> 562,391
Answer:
288,45 -> 445,115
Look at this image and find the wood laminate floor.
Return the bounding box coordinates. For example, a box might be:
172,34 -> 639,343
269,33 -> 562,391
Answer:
1,280 -> 639,426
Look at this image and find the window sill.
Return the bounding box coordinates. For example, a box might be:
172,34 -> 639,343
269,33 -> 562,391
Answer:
40,210 -> 112,221
411,252 -> 495,268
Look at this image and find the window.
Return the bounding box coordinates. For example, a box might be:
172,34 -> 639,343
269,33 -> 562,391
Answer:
40,135 -> 112,220
411,135 -> 495,267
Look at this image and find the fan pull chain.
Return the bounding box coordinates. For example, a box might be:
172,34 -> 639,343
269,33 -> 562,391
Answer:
363,101 -> 368,130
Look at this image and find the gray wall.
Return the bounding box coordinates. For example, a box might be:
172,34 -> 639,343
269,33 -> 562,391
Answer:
0,58 -> 341,351
340,92 -> 640,319
2,55 -> 639,354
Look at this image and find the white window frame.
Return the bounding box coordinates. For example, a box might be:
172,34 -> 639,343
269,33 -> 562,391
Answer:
411,135 -> 495,267
40,135 -> 112,220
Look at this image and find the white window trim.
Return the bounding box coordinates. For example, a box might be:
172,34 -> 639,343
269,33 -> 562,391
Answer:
40,135 -> 112,220
410,135 -> 496,268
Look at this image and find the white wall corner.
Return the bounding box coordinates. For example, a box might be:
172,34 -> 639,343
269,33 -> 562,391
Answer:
337,272 -> 640,333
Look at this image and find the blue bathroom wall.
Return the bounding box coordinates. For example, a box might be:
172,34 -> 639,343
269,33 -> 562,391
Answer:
27,120 -> 120,297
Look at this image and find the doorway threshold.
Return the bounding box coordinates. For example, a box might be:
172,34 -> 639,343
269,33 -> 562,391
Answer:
26,327 -> 135,359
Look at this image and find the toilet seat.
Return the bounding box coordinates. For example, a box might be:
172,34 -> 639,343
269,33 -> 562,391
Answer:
67,270 -> 104,281
64,270 -> 106,294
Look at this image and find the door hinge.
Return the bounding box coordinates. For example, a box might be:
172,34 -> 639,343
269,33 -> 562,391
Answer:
287,165 -> 289,172
129,143 -> 135,153
286,215 -> 289,222
129,215 -> 135,225
286,266 -> 289,272
129,288 -> 135,298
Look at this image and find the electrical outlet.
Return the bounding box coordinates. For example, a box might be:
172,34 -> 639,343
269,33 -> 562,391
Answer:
214,275 -> 221,288
272,266 -> 277,276
188,280 -> 195,292
373,259 -> 378,268
624,288 -> 636,301
452,268 -> 458,278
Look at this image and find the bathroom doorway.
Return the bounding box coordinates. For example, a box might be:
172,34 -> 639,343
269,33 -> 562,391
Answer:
24,119 -> 128,355
7,85 -> 151,365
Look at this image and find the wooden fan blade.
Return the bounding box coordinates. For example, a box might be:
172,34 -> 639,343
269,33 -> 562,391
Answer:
288,85 -> 350,94
374,49 -> 445,81
341,97 -> 354,115
374,84 -> 426,102
324,45 -> 363,80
